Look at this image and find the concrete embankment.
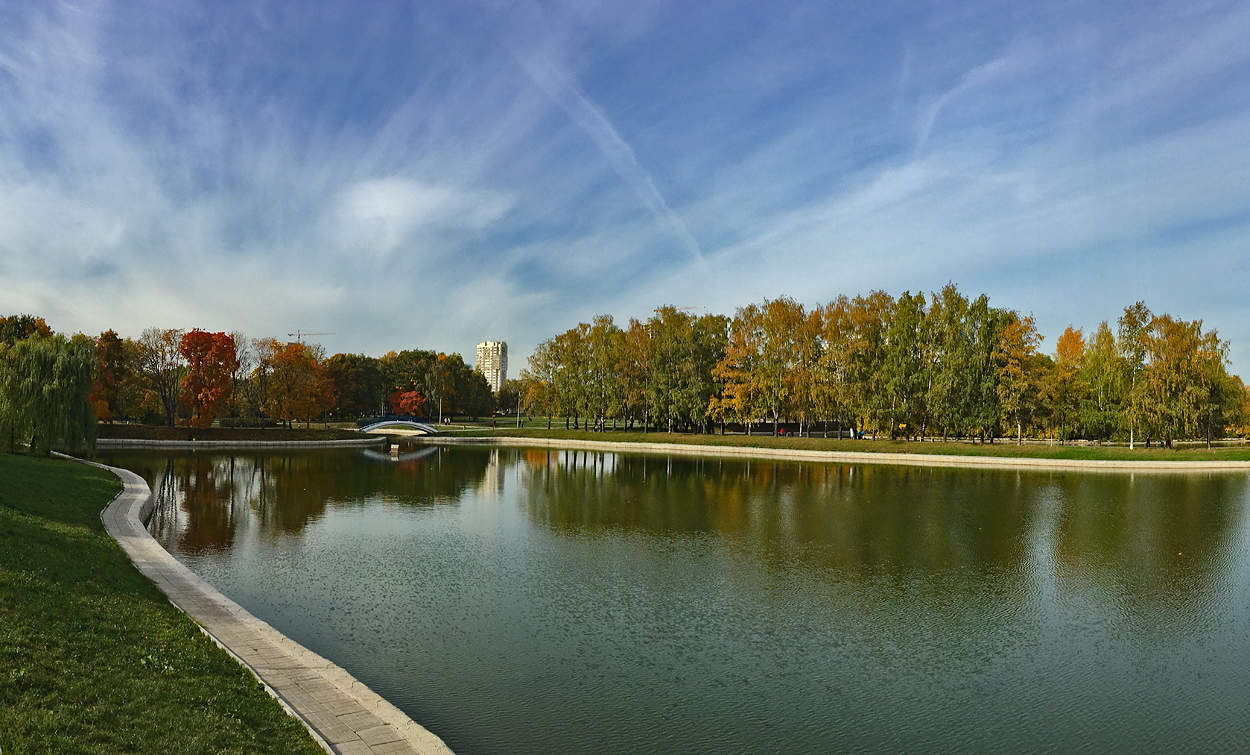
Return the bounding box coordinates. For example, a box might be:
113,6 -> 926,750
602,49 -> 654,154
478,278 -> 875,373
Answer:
414,435 -> 1250,474
77,455 -> 452,755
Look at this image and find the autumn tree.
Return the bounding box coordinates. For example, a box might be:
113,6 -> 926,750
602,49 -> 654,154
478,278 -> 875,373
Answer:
389,389 -> 428,416
178,330 -> 239,428
996,313 -> 1044,444
135,327 -> 186,426
91,329 -> 127,422
523,339 -> 558,430
260,341 -> 336,428
0,314 -> 53,345
845,291 -> 893,437
620,320 -> 651,430
1047,326 -> 1085,442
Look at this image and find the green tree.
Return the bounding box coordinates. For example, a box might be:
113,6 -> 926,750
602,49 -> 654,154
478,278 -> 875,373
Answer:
880,291 -> 927,438
325,353 -> 386,419
1078,322 -> 1122,441
1117,302 -> 1152,449
0,333 -> 96,455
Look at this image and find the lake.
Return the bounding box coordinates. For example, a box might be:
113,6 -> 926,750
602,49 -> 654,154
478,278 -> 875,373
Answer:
99,445 -> 1250,753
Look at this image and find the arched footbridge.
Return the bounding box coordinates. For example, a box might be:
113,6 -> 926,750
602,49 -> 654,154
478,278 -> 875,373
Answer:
356,418 -> 439,434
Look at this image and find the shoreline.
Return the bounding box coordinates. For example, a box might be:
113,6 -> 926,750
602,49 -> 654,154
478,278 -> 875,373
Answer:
96,436 -> 388,450
78,455 -> 452,754
414,435 -> 1250,473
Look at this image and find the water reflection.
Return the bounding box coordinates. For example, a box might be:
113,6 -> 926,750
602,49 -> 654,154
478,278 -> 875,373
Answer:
100,446 -> 1250,754
121,447 -> 491,551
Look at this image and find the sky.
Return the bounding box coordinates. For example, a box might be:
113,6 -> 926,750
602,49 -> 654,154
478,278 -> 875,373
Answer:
2,0 -> 1249,375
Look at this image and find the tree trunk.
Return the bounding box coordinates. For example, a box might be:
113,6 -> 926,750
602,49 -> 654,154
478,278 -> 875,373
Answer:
1017,419 -> 1022,445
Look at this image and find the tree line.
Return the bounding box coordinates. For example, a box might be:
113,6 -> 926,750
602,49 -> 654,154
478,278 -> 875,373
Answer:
0,314 -> 495,453
518,286 -> 1249,447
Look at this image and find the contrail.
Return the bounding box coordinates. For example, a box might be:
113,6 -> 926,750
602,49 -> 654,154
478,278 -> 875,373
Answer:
518,52 -> 705,263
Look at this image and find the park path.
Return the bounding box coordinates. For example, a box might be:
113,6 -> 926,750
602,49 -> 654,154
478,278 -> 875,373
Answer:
88,458 -> 452,755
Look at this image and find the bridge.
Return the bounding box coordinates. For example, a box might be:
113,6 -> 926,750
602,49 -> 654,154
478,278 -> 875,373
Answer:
361,446 -> 440,464
356,417 -> 439,435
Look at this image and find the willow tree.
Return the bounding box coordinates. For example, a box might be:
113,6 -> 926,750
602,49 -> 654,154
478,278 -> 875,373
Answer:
0,333 -> 96,455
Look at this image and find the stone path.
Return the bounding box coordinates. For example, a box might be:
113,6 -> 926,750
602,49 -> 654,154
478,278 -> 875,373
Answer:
90,459 -> 452,755
420,435 -> 1250,473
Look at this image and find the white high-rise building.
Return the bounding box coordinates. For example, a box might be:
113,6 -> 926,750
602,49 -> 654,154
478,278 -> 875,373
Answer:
475,340 -> 508,393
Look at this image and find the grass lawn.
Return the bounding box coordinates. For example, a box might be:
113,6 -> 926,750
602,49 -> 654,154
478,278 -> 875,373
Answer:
0,453 -> 321,754
450,427 -> 1250,462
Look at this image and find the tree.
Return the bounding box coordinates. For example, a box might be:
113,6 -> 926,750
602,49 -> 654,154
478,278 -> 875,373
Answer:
0,314 -> 53,345
1047,326 -> 1085,442
135,327 -> 186,426
228,331 -> 256,419
91,329 -> 127,422
996,313 -> 1044,444
0,333 -> 96,455
924,285 -> 970,439
261,341 -> 335,428
179,330 -> 239,428
389,389 -> 428,416
1078,322 -> 1122,442
326,353 -> 386,418
620,319 -> 651,430
845,291 -> 893,438
1138,314 -> 1234,448
524,339 -> 558,430
586,315 -> 624,430
880,291 -> 927,438
1117,302 -> 1152,449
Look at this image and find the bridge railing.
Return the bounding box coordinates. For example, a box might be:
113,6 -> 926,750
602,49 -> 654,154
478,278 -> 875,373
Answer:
355,415 -> 430,429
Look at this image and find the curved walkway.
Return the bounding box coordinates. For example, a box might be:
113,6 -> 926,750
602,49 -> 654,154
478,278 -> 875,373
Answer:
83,457 -> 452,755
418,436 -> 1250,473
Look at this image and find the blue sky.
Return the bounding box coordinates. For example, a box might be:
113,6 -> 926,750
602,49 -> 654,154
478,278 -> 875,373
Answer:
2,0 -> 1249,375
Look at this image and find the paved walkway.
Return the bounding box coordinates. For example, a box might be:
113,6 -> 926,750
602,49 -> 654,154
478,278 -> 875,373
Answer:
420,436 -> 1250,473
90,459 -> 452,755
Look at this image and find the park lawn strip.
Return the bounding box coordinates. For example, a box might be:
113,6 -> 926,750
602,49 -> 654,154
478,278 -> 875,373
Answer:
451,428 -> 1250,462
0,453 -> 322,754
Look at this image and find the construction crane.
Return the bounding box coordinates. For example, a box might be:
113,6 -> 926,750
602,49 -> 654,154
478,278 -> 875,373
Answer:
653,306 -> 698,314
287,330 -> 335,343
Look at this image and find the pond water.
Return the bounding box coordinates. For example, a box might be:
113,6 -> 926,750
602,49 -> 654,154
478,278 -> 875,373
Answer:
99,445 -> 1250,753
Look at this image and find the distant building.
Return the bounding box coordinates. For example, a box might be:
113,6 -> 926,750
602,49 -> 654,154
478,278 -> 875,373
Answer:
475,340 -> 508,393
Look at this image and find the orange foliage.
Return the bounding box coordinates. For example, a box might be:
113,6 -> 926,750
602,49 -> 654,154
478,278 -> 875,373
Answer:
179,330 -> 239,428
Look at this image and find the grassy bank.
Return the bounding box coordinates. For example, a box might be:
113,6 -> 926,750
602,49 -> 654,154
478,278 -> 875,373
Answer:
0,453 -> 321,753
98,423 -> 364,442
450,428 -> 1250,461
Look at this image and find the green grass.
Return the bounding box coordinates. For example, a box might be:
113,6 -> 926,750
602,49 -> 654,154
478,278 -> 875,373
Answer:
449,427 -> 1250,462
0,453 -> 322,754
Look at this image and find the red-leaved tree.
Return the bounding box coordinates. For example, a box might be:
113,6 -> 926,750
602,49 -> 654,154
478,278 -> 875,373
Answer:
389,389 -> 428,417
179,330 -> 239,428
